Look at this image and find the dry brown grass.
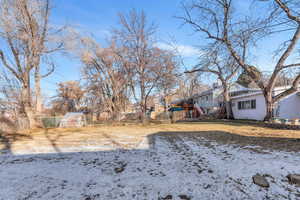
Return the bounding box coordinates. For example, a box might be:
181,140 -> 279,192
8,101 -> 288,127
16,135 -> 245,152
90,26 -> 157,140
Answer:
3,121 -> 300,154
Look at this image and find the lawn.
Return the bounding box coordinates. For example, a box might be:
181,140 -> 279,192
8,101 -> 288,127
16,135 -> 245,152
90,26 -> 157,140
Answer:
0,121 -> 300,199
2,120 -> 300,155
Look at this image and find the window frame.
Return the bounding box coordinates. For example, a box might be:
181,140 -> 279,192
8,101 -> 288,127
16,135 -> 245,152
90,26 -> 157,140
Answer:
237,99 -> 256,110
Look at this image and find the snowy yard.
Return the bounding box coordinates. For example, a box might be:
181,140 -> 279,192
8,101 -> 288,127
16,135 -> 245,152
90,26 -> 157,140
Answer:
1,122 -> 300,199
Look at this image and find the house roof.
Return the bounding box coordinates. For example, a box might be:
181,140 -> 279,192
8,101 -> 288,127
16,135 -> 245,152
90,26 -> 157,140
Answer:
170,83 -> 258,104
230,91 -> 264,100
192,88 -> 216,98
231,85 -> 300,100
229,84 -> 260,93
170,83 -> 300,104
192,83 -> 258,99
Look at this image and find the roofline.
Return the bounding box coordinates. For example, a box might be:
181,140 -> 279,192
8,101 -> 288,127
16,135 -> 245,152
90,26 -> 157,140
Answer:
170,84 -> 300,104
193,83 -> 261,98
231,91 -> 263,100
231,88 -> 300,100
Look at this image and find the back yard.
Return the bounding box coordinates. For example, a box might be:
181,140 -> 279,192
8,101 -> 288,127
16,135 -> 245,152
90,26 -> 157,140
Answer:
1,121 -> 300,199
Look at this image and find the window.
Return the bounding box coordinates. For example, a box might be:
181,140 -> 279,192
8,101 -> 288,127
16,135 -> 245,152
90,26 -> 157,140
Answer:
238,99 -> 256,110
251,99 -> 256,109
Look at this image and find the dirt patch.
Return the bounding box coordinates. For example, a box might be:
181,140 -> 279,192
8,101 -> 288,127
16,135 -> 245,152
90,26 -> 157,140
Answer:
151,131 -> 300,153
1,126 -> 300,199
3,121 -> 300,154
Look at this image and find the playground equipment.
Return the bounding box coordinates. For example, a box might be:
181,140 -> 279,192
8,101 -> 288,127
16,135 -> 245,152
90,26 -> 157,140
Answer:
194,103 -> 204,115
168,101 -> 205,120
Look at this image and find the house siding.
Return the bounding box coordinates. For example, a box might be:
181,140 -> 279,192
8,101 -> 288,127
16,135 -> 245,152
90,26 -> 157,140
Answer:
232,94 -> 266,121
232,92 -> 300,121
276,93 -> 300,119
194,93 -> 220,114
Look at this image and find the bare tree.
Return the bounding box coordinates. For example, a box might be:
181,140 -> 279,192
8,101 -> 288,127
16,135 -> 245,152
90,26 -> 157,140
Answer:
0,72 -> 21,121
80,38 -> 131,121
186,43 -> 240,119
176,73 -> 209,99
114,9 -> 178,122
238,70 -> 295,88
51,81 -> 85,115
180,0 -> 300,121
0,0 -> 63,128
156,55 -> 179,112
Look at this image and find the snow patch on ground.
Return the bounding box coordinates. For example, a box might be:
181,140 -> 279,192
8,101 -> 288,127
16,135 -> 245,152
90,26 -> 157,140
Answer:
0,134 -> 299,199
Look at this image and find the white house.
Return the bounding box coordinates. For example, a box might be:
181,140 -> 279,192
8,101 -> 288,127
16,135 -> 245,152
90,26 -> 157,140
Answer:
231,86 -> 300,121
193,83 -> 256,114
192,85 -> 222,114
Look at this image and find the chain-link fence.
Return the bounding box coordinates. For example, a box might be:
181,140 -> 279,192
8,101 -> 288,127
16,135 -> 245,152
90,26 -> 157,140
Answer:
40,116 -> 63,128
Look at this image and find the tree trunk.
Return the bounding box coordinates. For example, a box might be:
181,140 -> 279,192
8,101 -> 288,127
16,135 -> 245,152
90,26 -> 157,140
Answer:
140,102 -> 148,124
110,102 -> 121,121
264,92 -> 274,121
163,97 -> 167,112
140,83 -> 148,124
223,86 -> 233,119
21,80 -> 37,129
24,105 -> 37,129
35,68 -> 42,114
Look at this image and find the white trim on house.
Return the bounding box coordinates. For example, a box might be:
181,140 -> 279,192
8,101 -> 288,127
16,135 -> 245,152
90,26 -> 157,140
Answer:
231,93 -> 266,120
231,86 -> 300,121
231,92 -> 263,100
169,82 -> 300,120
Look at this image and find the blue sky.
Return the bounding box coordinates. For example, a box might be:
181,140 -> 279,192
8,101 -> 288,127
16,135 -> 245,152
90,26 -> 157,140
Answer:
43,0 -> 200,96
41,0 -> 298,97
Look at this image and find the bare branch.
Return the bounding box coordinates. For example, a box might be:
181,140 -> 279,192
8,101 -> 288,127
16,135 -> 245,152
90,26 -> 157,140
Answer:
0,51 -> 21,81
282,63 -> 300,69
185,67 -> 220,75
41,63 -> 55,78
274,0 -> 300,23
273,73 -> 300,102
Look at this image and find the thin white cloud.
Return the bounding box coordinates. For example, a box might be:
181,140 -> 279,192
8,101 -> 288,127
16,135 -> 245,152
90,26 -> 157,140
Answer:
95,29 -> 111,38
155,42 -> 201,57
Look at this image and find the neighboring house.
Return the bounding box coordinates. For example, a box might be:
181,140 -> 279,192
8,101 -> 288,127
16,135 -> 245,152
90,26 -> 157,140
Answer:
170,81 -> 300,121
192,85 -> 222,114
192,83 -> 253,114
231,86 -> 300,121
